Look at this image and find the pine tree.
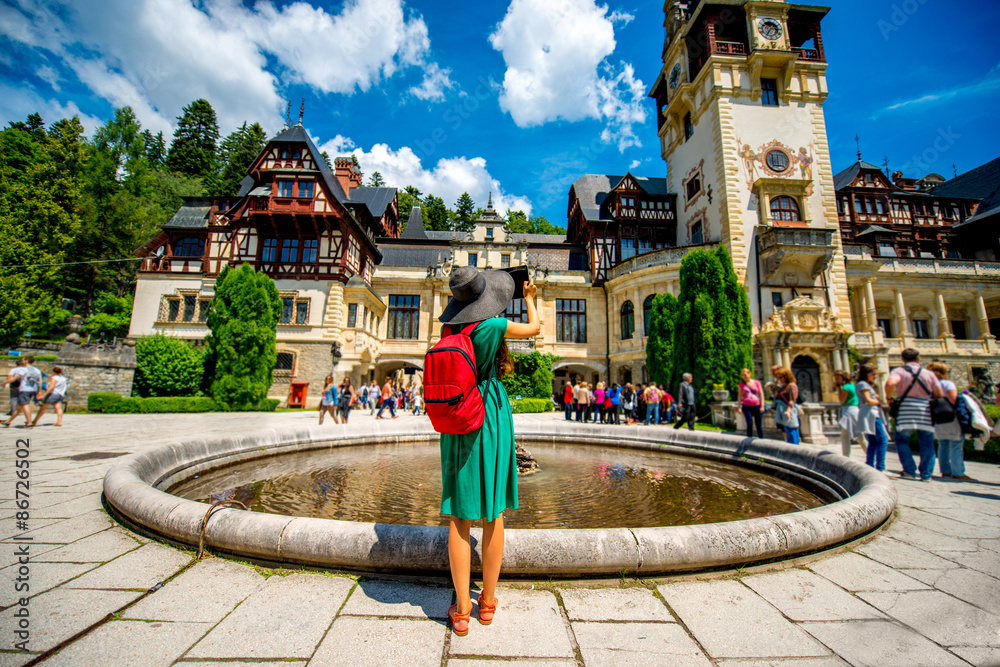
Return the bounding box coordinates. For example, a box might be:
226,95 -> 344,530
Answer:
166,99 -> 219,179
320,150 -> 332,169
368,171 -> 385,187
203,264 -> 281,410
143,130 -> 166,167
506,210 -> 531,233
211,122 -> 266,196
421,194 -> 450,231
645,293 -> 678,388
666,246 -> 753,410
453,192 -> 476,231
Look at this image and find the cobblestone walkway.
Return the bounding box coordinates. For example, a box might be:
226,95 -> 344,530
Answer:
2,411 -> 999,666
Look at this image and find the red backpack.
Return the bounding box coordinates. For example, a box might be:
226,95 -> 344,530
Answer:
423,323 -> 485,435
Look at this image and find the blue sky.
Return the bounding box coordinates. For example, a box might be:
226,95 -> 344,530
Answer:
2,0 -> 998,224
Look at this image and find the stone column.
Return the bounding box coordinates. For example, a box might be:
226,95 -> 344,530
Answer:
780,346 -> 791,369
935,291 -> 951,338
864,279 -> 878,332
832,347 -> 843,371
894,290 -> 909,339
976,294 -> 991,339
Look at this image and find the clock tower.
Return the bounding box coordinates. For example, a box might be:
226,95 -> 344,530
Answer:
649,0 -> 853,398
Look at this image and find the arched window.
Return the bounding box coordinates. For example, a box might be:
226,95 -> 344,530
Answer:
173,237 -> 205,257
770,196 -> 801,222
643,295 -> 655,335
620,300 -> 635,340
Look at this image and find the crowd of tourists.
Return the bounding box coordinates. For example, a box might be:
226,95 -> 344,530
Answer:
752,348 -> 990,481
319,376 -> 426,425
559,374 -> 698,429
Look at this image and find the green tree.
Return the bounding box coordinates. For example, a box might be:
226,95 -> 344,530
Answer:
645,293 -> 678,389
83,292 -> 133,336
527,215 -> 566,236
211,121 -> 266,196
143,130 -> 166,167
668,246 -> 752,410
134,333 -> 204,397
203,263 -> 281,410
453,192 -> 476,231
0,114 -> 85,344
368,171 -> 385,187
320,150 -> 332,169
506,209 -> 530,233
421,194 -> 450,231
501,351 -> 558,399
166,99 -> 219,179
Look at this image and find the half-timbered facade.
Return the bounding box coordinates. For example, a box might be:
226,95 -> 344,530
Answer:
834,161 -> 978,260
567,174 -> 677,284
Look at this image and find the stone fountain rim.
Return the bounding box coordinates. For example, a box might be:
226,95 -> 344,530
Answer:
102,420 -> 897,576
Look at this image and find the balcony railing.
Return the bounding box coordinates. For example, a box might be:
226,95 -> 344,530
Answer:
795,47 -> 822,61
715,40 -> 747,56
843,246 -> 1000,275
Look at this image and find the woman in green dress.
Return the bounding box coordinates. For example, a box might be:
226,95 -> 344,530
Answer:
436,266 -> 539,636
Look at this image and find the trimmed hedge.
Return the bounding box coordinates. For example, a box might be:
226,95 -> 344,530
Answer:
2,354 -> 57,361
87,393 -> 278,414
511,398 -> 555,414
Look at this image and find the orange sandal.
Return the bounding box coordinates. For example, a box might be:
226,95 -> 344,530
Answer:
449,603 -> 471,636
477,594 -> 498,625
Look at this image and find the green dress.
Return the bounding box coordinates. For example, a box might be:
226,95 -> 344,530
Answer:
439,317 -> 518,521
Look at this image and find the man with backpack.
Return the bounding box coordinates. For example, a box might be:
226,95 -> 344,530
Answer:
885,348 -> 943,481
674,373 -> 697,431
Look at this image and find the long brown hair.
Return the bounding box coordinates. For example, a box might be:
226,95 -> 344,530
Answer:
495,339 -> 513,378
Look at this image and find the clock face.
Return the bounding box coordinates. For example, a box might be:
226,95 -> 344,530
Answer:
669,63 -> 681,89
757,18 -> 782,41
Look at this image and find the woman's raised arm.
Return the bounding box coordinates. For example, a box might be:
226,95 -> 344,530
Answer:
506,279 -> 541,339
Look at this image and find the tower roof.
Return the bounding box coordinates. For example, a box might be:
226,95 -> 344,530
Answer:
400,206 -> 428,239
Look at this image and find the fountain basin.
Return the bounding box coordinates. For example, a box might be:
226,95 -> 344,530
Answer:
102,421 -> 896,576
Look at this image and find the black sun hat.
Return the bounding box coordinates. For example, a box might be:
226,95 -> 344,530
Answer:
438,266 -> 515,325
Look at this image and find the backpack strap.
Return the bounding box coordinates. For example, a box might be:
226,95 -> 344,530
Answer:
897,366 -> 926,403
445,322 -> 480,337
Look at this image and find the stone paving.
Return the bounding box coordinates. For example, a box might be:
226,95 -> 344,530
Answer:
1,410 -> 999,666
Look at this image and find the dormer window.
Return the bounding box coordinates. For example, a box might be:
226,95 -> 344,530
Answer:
174,237 -> 205,257
292,149 -> 301,160
486,227 -> 494,238
280,148 -> 290,159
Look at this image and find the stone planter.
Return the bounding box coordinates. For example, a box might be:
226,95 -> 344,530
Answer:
712,389 -> 730,402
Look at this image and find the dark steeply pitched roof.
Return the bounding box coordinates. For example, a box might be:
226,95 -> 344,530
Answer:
163,197 -> 212,229
832,161 -> 883,191
236,175 -> 254,198
571,173 -> 670,222
426,230 -> 464,240
955,183 -> 1000,228
348,186 -> 396,218
400,207 -> 427,239
268,124 -> 349,203
930,156 -> 1000,199
378,246 -> 450,267
511,233 -> 567,243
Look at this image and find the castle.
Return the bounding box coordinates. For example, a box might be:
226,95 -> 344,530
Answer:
128,0 -> 1000,421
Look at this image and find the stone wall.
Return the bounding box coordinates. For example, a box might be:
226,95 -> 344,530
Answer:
270,340 -> 337,408
57,342 -> 136,405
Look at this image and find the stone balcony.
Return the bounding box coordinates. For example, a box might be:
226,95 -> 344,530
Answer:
757,226 -> 837,282
607,244 -> 716,281
843,245 -> 1000,277
852,330 -> 994,356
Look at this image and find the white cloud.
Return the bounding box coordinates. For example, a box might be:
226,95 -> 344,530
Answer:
409,63 -> 456,101
628,159 -> 642,170
319,136 -> 533,216
0,0 -> 447,139
608,10 -> 635,26
488,0 -> 647,151
883,62 -> 1000,113
35,65 -> 60,91
0,81 -> 104,135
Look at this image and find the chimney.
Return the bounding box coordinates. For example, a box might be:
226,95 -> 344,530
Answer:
334,157 -> 354,196
350,165 -> 363,190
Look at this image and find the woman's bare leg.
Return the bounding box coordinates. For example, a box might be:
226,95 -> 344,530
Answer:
481,514 -> 505,610
449,517 -> 473,614
31,404 -> 48,426
54,402 -> 63,426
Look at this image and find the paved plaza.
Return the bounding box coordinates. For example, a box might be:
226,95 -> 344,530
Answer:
1,410 -> 999,666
